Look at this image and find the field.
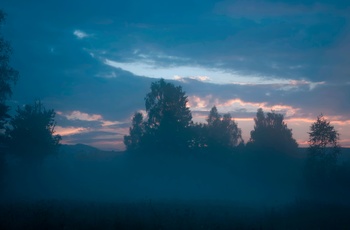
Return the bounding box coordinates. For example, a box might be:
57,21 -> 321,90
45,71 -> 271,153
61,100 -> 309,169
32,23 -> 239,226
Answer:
1,146 -> 350,229
1,199 -> 350,229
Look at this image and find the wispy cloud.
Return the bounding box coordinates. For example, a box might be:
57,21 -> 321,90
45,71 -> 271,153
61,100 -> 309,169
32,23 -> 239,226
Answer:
104,58 -> 327,92
64,111 -> 102,121
56,111 -> 128,150
73,30 -> 91,39
55,126 -> 87,136
104,58 -> 282,85
188,95 -> 300,117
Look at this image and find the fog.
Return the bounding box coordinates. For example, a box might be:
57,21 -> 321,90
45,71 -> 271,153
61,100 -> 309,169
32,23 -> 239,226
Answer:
1,145 -> 303,205
2,145 -> 350,229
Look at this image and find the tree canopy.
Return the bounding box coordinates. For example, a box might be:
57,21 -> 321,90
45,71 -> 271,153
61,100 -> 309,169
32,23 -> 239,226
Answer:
303,114 -> 342,197
6,101 -> 61,160
308,114 -> 340,153
248,108 -> 298,154
124,112 -> 144,152
0,10 -> 19,131
306,114 -> 340,174
124,79 -> 193,153
204,106 -> 243,151
0,10 -> 19,180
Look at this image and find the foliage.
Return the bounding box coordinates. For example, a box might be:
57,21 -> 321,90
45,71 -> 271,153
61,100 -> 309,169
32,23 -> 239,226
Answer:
124,112 -> 144,151
0,10 -> 19,181
143,79 -> 193,152
6,101 -> 61,160
0,10 -> 19,128
204,106 -> 243,151
308,114 -> 340,157
248,108 -> 298,154
305,115 -> 341,188
206,106 -> 221,127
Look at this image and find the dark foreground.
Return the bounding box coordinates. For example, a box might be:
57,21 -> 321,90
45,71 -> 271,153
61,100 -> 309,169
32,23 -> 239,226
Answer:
1,200 -> 349,230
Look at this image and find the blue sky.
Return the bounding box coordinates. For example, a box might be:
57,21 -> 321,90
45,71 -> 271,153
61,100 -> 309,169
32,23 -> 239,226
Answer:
2,0 -> 350,149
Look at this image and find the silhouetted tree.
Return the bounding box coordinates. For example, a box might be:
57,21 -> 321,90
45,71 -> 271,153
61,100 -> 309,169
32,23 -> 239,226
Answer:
205,106 -> 243,151
0,11 -> 19,127
207,106 -> 221,127
6,101 -> 61,161
189,122 -> 208,149
308,114 -> 340,158
305,114 -> 340,187
221,113 -> 243,147
248,108 -> 298,154
0,10 -> 19,180
124,112 -> 144,152
136,79 -> 193,153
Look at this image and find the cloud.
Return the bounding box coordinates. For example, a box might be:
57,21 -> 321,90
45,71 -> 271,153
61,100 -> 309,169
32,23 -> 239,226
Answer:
55,126 -> 87,136
55,110 -> 128,150
61,129 -> 129,151
188,95 -> 300,118
95,71 -> 117,79
104,58 -> 309,85
188,96 -> 350,147
73,30 -> 90,39
64,111 -> 102,121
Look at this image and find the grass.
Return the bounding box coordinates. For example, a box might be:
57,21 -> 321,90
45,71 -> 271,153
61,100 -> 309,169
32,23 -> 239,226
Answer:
1,199 -> 350,229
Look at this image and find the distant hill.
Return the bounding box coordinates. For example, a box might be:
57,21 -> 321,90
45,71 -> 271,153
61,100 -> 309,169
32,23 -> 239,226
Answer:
59,144 -> 124,160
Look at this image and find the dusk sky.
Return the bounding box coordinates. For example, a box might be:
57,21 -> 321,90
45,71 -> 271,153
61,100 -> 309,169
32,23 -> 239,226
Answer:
2,0 -> 349,150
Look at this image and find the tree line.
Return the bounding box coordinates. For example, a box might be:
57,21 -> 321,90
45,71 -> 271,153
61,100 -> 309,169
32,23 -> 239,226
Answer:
124,78 -> 339,156
122,78 -> 344,199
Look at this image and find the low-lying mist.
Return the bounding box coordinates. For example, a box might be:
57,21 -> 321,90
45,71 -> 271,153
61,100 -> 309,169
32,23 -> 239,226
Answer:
2,145 -> 350,229
1,145 -> 305,207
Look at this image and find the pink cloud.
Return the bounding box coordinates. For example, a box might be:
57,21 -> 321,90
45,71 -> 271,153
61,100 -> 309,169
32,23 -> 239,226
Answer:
188,95 -> 350,148
188,95 -> 300,117
55,126 -> 87,136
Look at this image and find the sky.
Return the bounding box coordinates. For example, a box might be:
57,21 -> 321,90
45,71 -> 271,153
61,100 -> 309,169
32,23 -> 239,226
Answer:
1,0 -> 350,150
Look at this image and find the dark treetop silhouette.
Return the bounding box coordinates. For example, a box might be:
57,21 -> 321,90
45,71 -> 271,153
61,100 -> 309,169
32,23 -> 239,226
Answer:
0,10 -> 19,180
248,108 -> 298,154
124,111 -> 144,152
191,106 -> 243,152
6,101 -> 61,161
308,114 -> 340,159
124,79 -> 245,154
125,79 -> 193,153
0,10 -> 19,141
304,114 -> 341,190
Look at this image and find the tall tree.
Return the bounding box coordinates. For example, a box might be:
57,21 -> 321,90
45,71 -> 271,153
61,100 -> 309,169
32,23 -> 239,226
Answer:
6,101 -> 61,161
124,112 -> 144,152
0,10 -> 19,180
220,113 -> 243,148
205,106 -> 243,151
305,114 -> 340,183
0,10 -> 19,129
207,106 -> 221,127
308,114 -> 340,157
248,108 -> 298,154
142,79 -> 193,152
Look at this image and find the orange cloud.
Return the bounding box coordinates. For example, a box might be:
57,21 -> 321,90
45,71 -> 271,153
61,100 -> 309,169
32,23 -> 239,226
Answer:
188,95 -> 300,117
55,126 -> 87,136
187,95 -> 213,110
189,97 -> 350,148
